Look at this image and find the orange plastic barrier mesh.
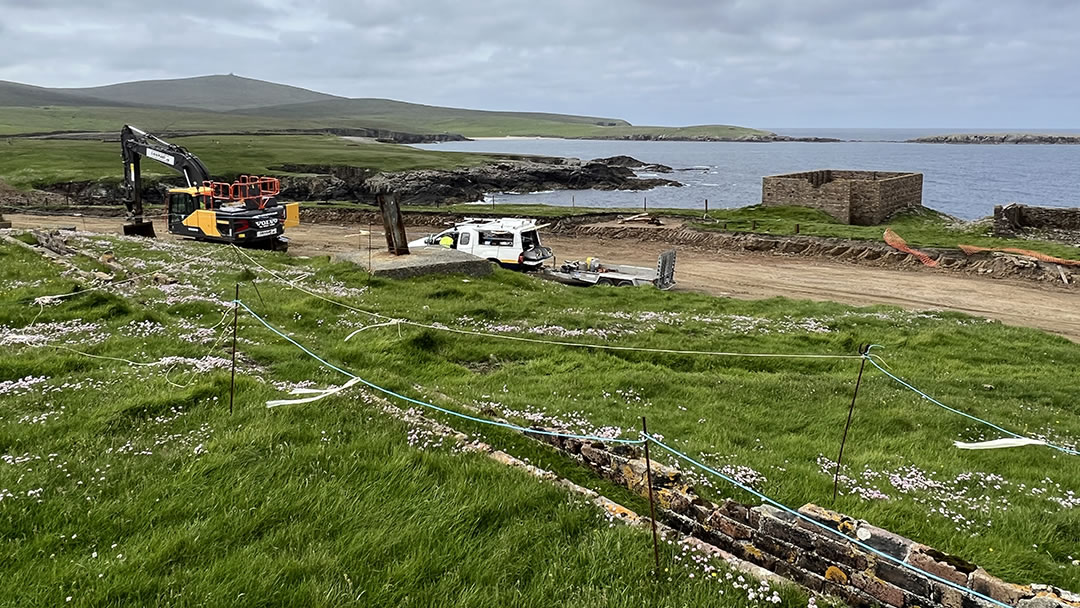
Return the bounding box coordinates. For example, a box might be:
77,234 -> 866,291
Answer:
884,228 -> 938,267
958,244 -> 1080,267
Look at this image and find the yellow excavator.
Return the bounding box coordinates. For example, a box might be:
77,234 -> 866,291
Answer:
121,125 -> 298,249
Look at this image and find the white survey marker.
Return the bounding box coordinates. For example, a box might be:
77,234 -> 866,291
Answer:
266,378 -> 361,408
953,438 -> 1048,450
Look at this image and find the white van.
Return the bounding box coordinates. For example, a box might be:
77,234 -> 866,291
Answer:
409,218 -> 554,270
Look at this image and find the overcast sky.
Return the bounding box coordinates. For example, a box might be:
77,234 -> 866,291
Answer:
1,0 -> 1077,128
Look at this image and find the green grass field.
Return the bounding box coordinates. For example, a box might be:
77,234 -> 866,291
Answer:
2,231 -> 1078,604
0,104 -> 770,140
0,136 -> 496,190
0,106 -> 330,137
0,237 -> 814,607
232,98 -> 766,139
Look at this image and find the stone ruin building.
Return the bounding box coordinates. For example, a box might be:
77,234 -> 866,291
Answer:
762,170 -> 923,225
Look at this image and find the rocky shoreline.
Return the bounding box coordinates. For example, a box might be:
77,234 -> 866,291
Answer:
362,157 -> 681,205
575,133 -> 843,143
908,133 -> 1080,144
11,155 -> 683,207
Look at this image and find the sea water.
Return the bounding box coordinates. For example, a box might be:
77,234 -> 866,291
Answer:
414,130 -> 1080,220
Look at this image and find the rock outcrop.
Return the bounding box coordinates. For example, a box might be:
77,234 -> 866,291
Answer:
18,156 -> 683,207
580,133 -> 842,143
909,133 -> 1080,144
590,155 -> 674,173
363,158 -> 683,205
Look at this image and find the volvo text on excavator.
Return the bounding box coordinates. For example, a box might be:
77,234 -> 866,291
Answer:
121,125 -> 299,248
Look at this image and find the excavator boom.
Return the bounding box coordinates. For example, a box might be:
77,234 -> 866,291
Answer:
121,124 -> 214,236
118,125 -> 297,247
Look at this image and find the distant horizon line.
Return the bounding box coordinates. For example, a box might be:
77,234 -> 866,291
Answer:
767,127 -> 1080,131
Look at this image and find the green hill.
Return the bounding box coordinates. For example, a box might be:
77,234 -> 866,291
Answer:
56,74 -> 342,112
0,74 -> 771,140
231,98 -> 767,139
0,81 -> 140,108
234,97 -> 630,131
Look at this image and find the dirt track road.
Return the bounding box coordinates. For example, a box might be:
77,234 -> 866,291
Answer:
10,214 -> 1080,342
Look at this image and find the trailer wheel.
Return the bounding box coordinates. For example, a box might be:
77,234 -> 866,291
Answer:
617,280 -> 634,287
597,278 -> 614,286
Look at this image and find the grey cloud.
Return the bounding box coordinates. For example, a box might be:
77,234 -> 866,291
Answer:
0,0 -> 1076,127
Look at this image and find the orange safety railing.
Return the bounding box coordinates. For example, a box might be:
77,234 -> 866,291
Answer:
202,176 -> 280,202
205,181 -> 233,200
237,175 -> 280,197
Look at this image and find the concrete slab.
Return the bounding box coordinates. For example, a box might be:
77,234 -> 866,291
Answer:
334,246 -> 493,279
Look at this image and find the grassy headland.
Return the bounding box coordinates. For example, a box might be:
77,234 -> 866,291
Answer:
0,136 -> 496,190
0,104 -> 769,140
0,75 -> 770,140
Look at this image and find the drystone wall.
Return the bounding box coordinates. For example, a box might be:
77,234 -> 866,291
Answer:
762,171 -> 854,224
527,430 -> 1078,608
995,204 -> 1080,235
762,170 -> 923,226
858,174 -> 924,226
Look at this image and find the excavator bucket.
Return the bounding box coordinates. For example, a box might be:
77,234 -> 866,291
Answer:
123,220 -> 156,238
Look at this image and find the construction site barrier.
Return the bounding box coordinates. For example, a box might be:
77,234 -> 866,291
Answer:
958,244 -> 1080,267
883,228 -> 937,267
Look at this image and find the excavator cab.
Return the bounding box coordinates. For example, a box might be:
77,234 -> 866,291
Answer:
166,187 -> 208,233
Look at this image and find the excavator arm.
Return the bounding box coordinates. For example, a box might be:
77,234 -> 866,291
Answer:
120,124 -> 213,235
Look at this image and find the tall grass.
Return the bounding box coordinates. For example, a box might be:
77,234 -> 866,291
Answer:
0,238 -> 806,607
2,231 -> 1078,601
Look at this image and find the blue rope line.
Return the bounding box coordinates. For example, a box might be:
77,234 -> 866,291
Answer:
235,301 -> 645,445
237,301 -> 358,380
862,353 -> 1077,456
238,298 -> 1044,604
644,434 -> 1013,608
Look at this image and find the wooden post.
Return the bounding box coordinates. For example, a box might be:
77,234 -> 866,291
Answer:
833,345 -> 869,502
795,223 -> 800,235
229,284 -> 239,415
572,194 -> 575,209
378,193 -> 410,255
643,196 -> 647,212
642,417 -> 661,574
752,220 -> 757,231
704,198 -> 708,214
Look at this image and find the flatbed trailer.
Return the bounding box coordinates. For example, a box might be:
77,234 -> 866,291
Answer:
543,250 -> 676,289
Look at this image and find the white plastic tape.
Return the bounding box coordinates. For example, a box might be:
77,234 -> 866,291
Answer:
266,377 -> 361,408
953,438 -> 1048,450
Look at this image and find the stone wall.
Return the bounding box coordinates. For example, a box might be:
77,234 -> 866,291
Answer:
859,173 -> 924,226
762,170 -> 923,226
528,430 -> 1078,608
761,171 -> 853,224
994,203 -> 1080,235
